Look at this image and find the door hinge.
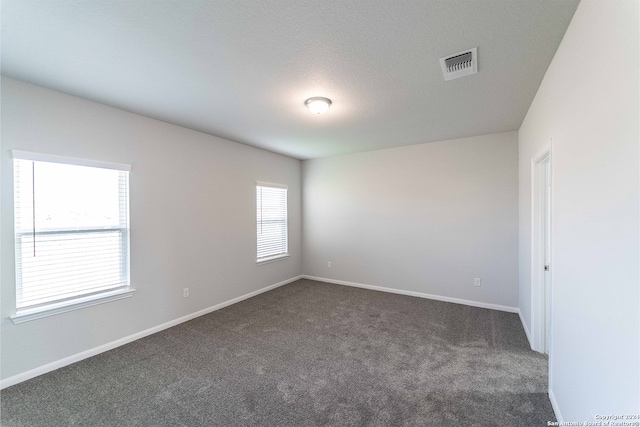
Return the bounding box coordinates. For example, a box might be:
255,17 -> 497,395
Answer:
544,265 -> 550,271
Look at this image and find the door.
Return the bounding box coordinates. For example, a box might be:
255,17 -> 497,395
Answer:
532,149 -> 551,354
542,158 -> 551,354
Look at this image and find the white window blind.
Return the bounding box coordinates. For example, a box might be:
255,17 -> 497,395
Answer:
256,183 -> 288,262
13,152 -> 131,314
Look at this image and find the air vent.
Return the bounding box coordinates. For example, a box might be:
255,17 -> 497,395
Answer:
440,47 -> 477,81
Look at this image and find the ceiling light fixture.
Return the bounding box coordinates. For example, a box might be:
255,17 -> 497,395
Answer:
304,97 -> 332,115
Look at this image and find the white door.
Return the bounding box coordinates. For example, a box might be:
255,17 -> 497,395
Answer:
532,149 -> 551,354
542,158 -> 551,354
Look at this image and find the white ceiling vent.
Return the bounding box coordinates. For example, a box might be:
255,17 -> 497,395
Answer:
440,47 -> 477,81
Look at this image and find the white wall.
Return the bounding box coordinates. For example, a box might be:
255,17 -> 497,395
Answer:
0,78 -> 302,381
519,0 -> 639,419
303,132 -> 519,309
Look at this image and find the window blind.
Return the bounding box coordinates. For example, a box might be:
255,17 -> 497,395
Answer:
13,155 -> 130,311
256,183 -> 288,261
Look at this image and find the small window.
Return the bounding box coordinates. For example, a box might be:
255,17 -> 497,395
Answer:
12,151 -> 133,323
256,182 -> 288,263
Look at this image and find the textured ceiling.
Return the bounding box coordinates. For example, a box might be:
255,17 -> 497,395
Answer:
1,0 -> 579,159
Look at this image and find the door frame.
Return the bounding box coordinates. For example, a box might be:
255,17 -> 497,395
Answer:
531,142 -> 552,354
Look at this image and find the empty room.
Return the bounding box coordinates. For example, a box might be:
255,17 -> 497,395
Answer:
1,0 -> 638,426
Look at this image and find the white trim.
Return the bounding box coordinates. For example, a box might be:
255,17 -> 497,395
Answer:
256,181 -> 288,189
548,387 -> 563,423
530,142 -> 552,354
532,143 -> 552,165
256,253 -> 290,264
10,288 -> 136,324
302,275 -> 519,313
518,308 -> 533,349
11,150 -> 131,172
0,275 -> 303,389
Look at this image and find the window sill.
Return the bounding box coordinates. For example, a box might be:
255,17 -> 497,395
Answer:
10,288 -> 136,324
256,253 -> 290,265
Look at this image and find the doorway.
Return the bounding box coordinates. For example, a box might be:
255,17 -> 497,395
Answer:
532,147 -> 551,354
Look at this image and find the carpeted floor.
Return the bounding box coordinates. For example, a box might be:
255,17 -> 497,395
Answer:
0,279 -> 555,426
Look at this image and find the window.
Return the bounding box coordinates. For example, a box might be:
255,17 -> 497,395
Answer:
256,182 -> 288,263
11,151 -> 133,323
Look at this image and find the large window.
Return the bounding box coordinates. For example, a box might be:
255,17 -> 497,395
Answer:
256,182 -> 288,263
12,151 -> 133,323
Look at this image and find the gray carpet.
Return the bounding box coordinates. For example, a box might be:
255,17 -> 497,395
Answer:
1,279 -> 555,426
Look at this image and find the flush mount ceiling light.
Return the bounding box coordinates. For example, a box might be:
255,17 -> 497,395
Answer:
304,97 -> 332,115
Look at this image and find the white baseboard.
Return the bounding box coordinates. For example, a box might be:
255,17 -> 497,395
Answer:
518,309 -> 534,350
2,275 -> 525,389
548,387 -> 563,422
302,275 -> 519,313
0,275 -> 303,390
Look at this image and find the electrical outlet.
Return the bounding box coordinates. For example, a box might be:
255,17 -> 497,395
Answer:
328,261 -> 332,268
183,288 -> 189,298
474,278 -> 481,287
